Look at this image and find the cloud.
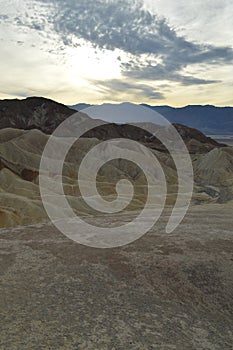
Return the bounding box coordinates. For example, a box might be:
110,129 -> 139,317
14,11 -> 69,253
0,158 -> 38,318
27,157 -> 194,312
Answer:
94,79 -> 165,100
121,62 -> 220,86
12,0 -> 232,88
0,15 -> 9,22
0,0 -> 232,104
28,0 -> 233,58
144,0 -> 233,47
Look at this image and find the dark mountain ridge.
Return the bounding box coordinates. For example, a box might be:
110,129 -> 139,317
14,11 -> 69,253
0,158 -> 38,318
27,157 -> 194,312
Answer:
0,96 -> 77,134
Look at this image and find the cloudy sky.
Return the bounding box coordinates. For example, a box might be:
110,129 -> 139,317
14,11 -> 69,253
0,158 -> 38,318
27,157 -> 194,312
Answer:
0,0 -> 232,106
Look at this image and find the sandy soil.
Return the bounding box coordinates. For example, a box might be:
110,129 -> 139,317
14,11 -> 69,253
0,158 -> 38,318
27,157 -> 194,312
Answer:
0,204 -> 233,349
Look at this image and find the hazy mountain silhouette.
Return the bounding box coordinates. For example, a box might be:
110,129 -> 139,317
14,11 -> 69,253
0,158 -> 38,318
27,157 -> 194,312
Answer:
71,103 -> 233,135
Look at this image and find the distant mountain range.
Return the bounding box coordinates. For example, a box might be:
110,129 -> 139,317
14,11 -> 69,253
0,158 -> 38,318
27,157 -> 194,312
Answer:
70,103 -> 233,135
1,97 -> 231,135
0,97 -> 225,154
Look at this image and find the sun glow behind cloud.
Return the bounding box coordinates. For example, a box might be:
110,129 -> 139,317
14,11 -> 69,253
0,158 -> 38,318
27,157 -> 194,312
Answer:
0,0 -> 232,105
67,44 -> 122,81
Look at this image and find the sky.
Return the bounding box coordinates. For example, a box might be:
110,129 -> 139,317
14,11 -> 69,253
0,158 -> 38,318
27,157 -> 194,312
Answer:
0,0 -> 232,106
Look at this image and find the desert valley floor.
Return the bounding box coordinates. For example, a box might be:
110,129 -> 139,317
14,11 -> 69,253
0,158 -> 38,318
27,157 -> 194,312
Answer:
0,204 -> 233,350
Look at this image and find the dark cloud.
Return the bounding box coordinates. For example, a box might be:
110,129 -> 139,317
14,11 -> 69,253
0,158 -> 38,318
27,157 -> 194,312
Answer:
121,62 -> 219,85
94,79 -> 164,100
31,1 -> 232,57
11,0 -> 233,87
0,15 -> 9,21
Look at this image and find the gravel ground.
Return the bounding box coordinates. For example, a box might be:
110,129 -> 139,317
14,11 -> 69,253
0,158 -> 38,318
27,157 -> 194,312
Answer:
0,204 -> 233,349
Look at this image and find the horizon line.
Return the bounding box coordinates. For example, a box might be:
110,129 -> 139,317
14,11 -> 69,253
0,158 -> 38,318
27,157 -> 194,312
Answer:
0,96 -> 232,109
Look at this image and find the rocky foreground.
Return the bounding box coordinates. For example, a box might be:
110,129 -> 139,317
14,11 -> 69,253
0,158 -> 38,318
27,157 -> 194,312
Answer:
0,204 -> 233,349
